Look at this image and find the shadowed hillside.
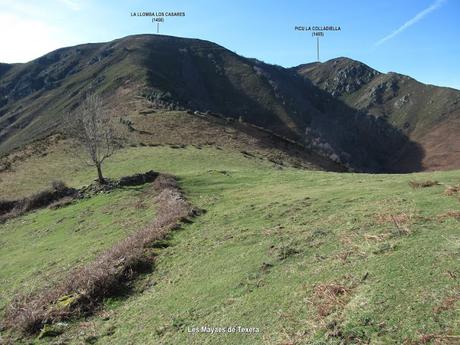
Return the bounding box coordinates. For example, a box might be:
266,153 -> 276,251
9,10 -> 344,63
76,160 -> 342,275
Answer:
1,35 -> 458,172
295,57 -> 460,171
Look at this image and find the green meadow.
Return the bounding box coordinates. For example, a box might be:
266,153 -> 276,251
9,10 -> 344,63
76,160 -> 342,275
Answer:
1,145 -> 458,344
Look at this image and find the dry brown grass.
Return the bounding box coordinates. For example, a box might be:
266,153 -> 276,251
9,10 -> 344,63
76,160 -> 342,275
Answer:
375,212 -> 413,235
437,211 -> 460,222
404,334 -> 460,345
311,283 -> 352,318
444,185 -> 460,196
432,293 -> 460,314
408,180 -> 439,189
363,233 -> 391,242
2,174 -> 197,335
375,212 -> 412,225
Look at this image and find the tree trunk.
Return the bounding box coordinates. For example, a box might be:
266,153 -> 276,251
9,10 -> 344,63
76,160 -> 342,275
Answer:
96,163 -> 105,184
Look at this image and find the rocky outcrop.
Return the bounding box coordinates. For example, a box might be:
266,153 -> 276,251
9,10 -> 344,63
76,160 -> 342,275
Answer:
295,58 -> 460,171
296,57 -> 380,97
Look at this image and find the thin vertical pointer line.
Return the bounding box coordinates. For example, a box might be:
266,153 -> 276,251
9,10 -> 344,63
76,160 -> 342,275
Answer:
317,36 -> 319,62
157,22 -> 159,33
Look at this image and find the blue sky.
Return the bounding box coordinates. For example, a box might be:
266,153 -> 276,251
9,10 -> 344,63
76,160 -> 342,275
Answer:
1,0 -> 459,89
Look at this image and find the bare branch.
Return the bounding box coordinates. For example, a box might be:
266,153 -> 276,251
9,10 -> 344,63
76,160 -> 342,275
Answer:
63,93 -> 120,183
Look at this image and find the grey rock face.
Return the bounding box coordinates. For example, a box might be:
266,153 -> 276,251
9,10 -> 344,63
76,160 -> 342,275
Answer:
323,61 -> 379,97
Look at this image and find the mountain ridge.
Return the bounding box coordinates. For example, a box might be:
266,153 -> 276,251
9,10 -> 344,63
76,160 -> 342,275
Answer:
1,34 -> 458,172
295,56 -> 460,171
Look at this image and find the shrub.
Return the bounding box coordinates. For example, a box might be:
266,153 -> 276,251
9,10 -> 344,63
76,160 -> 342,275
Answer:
0,200 -> 17,215
118,170 -> 158,186
0,183 -> 77,222
408,180 -> 439,189
51,180 -> 67,191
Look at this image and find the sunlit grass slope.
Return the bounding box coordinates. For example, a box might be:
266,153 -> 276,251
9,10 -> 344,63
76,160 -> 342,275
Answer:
0,186 -> 156,311
0,145 -> 459,344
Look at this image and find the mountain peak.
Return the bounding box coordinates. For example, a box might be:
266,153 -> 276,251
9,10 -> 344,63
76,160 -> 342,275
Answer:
295,57 -> 380,97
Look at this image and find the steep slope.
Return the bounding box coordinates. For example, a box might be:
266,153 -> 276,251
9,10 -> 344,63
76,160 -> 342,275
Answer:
0,35 -> 452,172
0,63 -> 13,79
295,58 -> 460,171
0,35 -> 319,154
0,39 -> 145,152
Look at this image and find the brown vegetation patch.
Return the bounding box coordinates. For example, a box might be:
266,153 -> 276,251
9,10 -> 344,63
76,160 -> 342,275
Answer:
437,211 -> 460,222
375,212 -> 412,225
433,292 -> 460,314
404,334 -> 460,345
444,185 -> 460,197
2,174 -> 199,335
363,233 -> 391,242
311,283 -> 352,318
374,212 -> 413,235
408,180 -> 439,189
335,249 -> 366,263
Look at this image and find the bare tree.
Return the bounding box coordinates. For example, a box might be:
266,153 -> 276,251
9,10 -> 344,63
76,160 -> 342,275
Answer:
64,93 -> 119,183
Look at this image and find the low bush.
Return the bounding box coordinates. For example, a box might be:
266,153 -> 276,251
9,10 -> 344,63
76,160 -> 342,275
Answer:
408,180 -> 439,189
1,172 -> 163,222
0,200 -> 17,215
118,170 -> 158,186
0,182 -> 77,222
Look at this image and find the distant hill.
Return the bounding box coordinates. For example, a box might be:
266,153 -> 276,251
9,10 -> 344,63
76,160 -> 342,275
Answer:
1,35 -> 459,172
295,57 -> 460,171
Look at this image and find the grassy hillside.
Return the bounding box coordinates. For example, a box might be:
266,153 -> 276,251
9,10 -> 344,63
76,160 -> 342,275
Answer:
2,34 -> 451,172
296,58 -> 460,171
1,144 -> 459,344
0,34 -> 316,153
0,39 -> 143,153
0,110 -> 342,200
